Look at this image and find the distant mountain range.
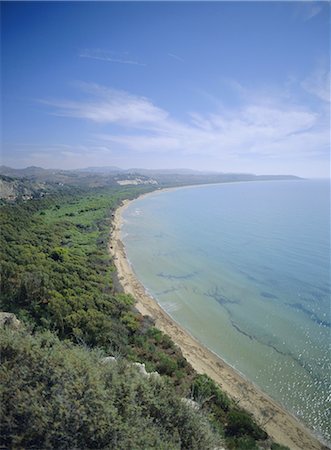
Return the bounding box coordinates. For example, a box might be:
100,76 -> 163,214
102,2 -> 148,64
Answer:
76,166 -> 219,175
0,165 -> 302,201
0,165 -> 302,180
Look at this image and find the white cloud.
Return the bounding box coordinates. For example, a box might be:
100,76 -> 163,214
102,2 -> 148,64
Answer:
98,101 -> 326,164
168,53 -> 185,63
80,49 -> 146,66
40,81 -> 329,174
43,83 -> 168,126
301,68 -> 330,102
294,2 -> 324,22
303,3 -> 323,21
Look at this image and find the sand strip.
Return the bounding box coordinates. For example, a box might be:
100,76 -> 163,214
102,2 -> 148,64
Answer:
110,198 -> 328,450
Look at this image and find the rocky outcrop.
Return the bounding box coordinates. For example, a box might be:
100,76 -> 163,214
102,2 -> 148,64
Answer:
101,356 -> 117,364
0,312 -> 21,330
0,175 -> 47,201
132,362 -> 160,379
181,398 -> 200,411
101,357 -> 161,380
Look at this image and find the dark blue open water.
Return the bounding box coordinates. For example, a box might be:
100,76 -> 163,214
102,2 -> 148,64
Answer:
122,179 -> 330,442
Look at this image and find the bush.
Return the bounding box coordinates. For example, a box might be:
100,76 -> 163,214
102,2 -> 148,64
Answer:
225,410 -> 267,440
156,352 -> 178,376
192,373 -> 230,411
50,247 -> 68,262
271,444 -> 290,450
0,328 -> 223,450
226,436 -> 259,450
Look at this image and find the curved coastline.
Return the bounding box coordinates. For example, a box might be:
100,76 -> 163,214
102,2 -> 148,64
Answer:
109,192 -> 327,450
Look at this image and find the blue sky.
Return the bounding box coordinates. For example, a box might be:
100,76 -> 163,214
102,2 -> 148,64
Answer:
1,1 -> 330,177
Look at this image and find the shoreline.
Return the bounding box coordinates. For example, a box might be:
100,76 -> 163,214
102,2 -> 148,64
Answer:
109,195 -> 327,450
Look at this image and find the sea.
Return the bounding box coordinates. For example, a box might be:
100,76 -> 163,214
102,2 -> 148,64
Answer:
121,179 -> 331,443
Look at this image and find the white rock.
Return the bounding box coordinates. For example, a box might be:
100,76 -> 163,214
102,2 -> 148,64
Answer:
0,312 -> 21,329
133,362 -> 160,379
181,398 -> 200,410
101,356 -> 117,364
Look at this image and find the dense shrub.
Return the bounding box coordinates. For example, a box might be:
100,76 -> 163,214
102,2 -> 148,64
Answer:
0,328 -> 222,449
226,436 -> 259,450
271,444 -> 290,450
225,410 -> 267,440
192,373 -> 230,411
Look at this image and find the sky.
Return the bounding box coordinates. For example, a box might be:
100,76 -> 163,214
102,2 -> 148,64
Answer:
1,1 -> 330,177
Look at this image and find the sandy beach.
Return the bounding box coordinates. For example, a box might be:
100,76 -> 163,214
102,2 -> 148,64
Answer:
110,198 -> 328,450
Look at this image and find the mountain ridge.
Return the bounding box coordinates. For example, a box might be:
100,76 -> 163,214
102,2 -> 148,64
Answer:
0,165 -> 302,180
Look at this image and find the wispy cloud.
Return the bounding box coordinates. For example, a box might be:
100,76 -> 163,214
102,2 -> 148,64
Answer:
301,67 -> 330,102
80,49 -> 146,66
41,82 -> 167,125
168,52 -> 185,63
41,79 -> 329,174
295,1 -> 325,22
293,0 -> 329,22
303,3 -> 323,21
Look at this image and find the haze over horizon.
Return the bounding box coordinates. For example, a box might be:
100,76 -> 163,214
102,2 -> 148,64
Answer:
1,2 -> 330,178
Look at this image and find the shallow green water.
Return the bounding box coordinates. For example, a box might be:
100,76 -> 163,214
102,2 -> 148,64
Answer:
122,180 -> 330,443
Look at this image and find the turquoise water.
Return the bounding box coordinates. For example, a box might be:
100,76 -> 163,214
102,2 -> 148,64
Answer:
122,180 -> 331,443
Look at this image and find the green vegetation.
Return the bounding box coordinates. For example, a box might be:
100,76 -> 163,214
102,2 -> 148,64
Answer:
1,328 -> 219,449
0,165 -> 302,201
0,185 -> 285,449
271,444 -> 291,450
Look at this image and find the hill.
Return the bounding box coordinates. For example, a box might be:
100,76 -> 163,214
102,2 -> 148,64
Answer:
0,174 -> 52,201
0,165 -> 302,192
